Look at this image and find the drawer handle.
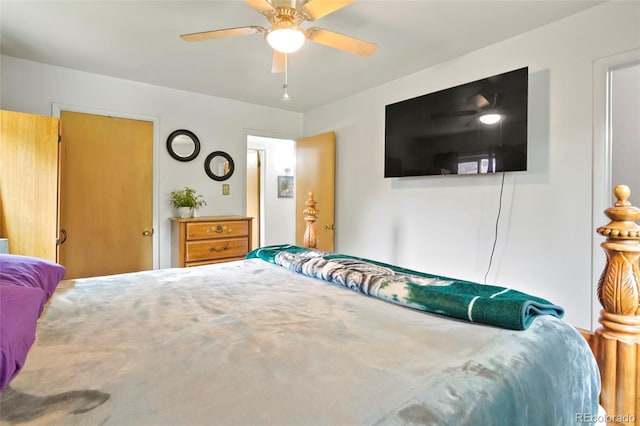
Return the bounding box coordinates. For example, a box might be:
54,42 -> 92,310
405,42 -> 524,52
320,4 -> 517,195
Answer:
206,225 -> 231,233
209,245 -> 229,252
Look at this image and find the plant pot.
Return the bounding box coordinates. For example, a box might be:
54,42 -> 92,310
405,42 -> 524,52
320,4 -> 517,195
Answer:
178,207 -> 192,218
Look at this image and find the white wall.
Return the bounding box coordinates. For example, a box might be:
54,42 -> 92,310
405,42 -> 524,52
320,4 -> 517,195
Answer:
0,55 -> 303,269
303,1 -> 640,330
247,135 -> 296,246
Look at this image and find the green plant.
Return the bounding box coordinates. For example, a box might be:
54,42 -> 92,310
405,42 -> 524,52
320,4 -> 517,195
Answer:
169,187 -> 206,209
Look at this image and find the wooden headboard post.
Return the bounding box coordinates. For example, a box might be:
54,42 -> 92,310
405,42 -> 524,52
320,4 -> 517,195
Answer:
303,192 -> 319,249
594,185 -> 640,426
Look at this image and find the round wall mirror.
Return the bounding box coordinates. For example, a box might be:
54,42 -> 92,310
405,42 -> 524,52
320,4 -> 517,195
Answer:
167,129 -> 200,162
204,151 -> 234,181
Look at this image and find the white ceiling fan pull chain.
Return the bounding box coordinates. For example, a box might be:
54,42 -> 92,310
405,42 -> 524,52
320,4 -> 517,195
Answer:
280,53 -> 291,101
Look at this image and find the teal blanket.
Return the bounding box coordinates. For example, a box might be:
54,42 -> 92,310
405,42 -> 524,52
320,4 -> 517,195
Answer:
247,244 -> 564,330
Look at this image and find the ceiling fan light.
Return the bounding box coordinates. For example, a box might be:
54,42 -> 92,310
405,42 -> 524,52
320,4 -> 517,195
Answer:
266,22 -> 306,53
479,113 -> 502,125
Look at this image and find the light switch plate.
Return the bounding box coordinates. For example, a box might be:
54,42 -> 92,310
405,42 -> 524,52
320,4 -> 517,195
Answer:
222,184 -> 230,195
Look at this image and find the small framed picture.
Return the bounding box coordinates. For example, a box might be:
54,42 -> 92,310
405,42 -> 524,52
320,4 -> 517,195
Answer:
277,176 -> 294,198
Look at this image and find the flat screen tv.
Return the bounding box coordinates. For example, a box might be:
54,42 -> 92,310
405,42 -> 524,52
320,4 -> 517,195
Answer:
384,67 -> 528,177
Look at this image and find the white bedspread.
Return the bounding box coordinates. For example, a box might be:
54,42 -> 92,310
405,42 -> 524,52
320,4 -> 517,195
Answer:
1,259 -> 599,425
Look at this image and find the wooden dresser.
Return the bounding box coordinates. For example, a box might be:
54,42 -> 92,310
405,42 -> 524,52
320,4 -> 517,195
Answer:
171,216 -> 253,267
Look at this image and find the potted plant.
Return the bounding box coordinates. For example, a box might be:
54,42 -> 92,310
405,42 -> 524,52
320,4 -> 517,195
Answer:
169,187 -> 206,218
191,191 -> 206,218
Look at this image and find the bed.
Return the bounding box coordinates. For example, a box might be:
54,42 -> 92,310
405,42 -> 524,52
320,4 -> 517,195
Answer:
0,254 -> 66,392
0,187 -> 637,425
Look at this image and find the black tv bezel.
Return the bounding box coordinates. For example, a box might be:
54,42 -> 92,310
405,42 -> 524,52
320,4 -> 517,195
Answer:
384,67 -> 528,178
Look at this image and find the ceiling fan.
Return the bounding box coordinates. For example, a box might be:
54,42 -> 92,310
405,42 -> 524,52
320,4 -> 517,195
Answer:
179,0 -> 377,73
431,92 -> 505,124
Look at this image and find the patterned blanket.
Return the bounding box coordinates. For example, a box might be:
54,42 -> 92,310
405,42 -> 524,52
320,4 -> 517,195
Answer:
247,244 -> 564,330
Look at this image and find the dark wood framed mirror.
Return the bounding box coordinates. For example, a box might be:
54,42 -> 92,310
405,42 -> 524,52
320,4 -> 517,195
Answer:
166,129 -> 200,162
204,151 -> 234,181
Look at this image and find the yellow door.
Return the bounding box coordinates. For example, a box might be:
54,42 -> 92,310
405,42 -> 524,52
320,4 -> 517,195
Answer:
246,149 -> 260,249
0,110 -> 59,261
59,111 -> 153,278
295,131 -> 335,252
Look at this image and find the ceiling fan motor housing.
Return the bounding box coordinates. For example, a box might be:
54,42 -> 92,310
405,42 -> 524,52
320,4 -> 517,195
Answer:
265,8 -> 307,53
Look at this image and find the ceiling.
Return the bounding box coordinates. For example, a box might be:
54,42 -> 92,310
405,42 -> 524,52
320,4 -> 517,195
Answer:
0,0 -> 604,113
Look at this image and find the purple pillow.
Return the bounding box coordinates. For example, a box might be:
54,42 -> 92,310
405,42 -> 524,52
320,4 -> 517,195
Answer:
0,254 -> 66,300
0,284 -> 45,391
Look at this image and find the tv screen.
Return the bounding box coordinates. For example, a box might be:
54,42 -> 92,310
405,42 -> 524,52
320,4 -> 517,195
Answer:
384,67 -> 528,177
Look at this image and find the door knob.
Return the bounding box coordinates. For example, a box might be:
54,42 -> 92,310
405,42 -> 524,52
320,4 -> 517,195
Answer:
142,229 -> 154,237
56,229 -> 67,245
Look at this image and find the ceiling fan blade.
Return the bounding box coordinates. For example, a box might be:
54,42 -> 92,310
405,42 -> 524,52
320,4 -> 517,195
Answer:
244,0 -> 276,16
468,94 -> 490,109
431,110 -> 477,120
306,27 -> 376,56
301,0 -> 354,21
180,26 -> 264,42
271,50 -> 286,73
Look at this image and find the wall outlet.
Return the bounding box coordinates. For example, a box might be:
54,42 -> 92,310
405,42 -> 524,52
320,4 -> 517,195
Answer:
222,184 -> 230,195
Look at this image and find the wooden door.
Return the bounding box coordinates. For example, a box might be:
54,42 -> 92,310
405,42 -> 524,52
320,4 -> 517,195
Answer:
295,131 -> 335,252
59,111 -> 153,278
0,110 -> 59,261
246,149 -> 260,249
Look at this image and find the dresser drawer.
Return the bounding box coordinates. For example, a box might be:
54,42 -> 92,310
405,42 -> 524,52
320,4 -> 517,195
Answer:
186,221 -> 249,240
171,216 -> 253,267
185,237 -> 249,262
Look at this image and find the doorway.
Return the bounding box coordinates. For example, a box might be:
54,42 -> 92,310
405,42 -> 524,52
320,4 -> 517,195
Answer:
591,49 -> 640,330
57,109 -> 156,278
246,135 -> 296,247
610,61 -> 640,193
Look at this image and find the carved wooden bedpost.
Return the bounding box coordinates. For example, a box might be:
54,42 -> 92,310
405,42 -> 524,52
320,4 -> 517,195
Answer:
594,185 -> 640,426
303,192 -> 319,249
